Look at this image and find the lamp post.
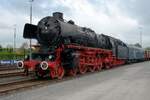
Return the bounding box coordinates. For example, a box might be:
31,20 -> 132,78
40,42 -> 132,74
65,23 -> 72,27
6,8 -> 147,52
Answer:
29,0 -> 34,60
13,24 -> 16,60
139,26 -> 142,47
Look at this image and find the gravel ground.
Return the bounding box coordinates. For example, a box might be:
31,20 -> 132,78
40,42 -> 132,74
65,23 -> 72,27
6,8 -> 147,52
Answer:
0,61 -> 150,100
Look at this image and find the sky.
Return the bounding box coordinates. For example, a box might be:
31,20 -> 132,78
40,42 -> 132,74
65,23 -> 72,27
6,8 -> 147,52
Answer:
0,0 -> 149,48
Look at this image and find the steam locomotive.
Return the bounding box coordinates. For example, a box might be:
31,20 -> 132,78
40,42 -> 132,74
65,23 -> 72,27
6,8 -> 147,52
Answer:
17,12 -> 150,79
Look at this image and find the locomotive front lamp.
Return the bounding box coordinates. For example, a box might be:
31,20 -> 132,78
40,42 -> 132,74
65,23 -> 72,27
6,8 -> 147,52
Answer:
17,61 -> 24,69
40,61 -> 49,70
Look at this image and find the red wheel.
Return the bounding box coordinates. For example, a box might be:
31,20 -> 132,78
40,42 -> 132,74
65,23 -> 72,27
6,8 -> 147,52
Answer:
69,68 -> 77,76
35,69 -> 44,79
24,67 -> 29,76
78,65 -> 87,74
96,63 -> 102,71
57,66 -> 65,79
88,66 -> 95,72
50,69 -> 56,79
105,63 -> 110,69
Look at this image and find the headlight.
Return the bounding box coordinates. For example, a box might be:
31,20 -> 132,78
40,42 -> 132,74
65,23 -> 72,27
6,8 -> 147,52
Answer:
40,61 -> 48,70
17,61 -> 24,69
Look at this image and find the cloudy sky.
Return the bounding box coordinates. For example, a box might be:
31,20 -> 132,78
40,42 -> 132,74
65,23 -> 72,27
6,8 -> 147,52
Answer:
0,0 -> 149,48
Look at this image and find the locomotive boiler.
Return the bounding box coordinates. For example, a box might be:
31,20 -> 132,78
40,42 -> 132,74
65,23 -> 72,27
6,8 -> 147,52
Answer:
23,12 -> 112,50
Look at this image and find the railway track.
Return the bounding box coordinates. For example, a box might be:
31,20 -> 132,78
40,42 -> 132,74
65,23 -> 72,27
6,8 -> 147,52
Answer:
0,74 -> 35,85
0,69 -> 106,95
0,65 -> 17,71
0,64 -> 125,96
0,69 -> 25,78
0,68 -> 34,78
0,73 -> 39,95
0,79 -> 39,94
0,76 -> 71,95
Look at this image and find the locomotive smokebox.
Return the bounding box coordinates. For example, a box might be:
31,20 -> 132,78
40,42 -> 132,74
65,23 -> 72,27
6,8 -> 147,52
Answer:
53,12 -> 64,21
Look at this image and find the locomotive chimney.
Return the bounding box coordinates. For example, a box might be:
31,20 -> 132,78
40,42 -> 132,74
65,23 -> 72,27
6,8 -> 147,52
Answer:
53,12 -> 64,21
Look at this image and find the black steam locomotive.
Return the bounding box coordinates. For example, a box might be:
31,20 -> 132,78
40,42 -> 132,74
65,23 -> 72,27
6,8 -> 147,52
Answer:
24,12 -> 144,62
20,12 -> 148,79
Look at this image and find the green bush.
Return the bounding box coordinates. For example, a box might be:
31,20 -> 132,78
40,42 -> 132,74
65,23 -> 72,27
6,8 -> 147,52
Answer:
0,52 -> 25,60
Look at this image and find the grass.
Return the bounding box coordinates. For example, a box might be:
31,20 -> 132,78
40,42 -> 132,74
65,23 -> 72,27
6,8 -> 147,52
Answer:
0,52 -> 25,60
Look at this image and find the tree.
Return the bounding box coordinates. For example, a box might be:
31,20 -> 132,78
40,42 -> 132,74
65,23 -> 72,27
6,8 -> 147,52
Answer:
19,42 -> 28,50
134,43 -> 142,48
0,45 -> 2,48
0,45 -> 2,52
18,42 -> 28,54
6,44 -> 13,53
145,47 -> 150,50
